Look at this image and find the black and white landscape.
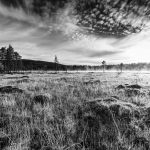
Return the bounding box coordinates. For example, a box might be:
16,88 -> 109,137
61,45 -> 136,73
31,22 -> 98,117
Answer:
1,1 -> 150,150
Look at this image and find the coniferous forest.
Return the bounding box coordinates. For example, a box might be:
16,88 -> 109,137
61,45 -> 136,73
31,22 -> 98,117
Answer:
0,45 -> 22,72
1,45 -> 150,72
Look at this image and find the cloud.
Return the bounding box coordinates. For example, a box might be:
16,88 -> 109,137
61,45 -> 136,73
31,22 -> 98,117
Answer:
87,50 -> 121,58
0,1 -> 150,65
0,2 -> 43,27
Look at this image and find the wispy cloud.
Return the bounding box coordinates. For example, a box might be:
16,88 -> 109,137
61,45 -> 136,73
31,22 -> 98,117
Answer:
0,1 -> 150,65
0,2 -> 43,27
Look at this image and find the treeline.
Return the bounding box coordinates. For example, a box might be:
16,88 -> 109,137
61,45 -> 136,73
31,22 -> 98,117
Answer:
20,60 -> 150,71
1,45 -> 150,72
21,59 -> 66,71
0,45 -> 22,72
66,63 -> 150,71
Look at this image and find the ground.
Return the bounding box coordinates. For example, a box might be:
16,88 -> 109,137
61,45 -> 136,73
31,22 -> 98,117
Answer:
1,71 -> 150,150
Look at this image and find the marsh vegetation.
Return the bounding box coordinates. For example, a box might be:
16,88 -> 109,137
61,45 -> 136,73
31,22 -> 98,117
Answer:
1,71 -> 150,150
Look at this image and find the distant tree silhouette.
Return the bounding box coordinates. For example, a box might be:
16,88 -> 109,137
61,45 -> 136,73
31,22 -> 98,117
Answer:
0,47 -> 7,71
6,45 -> 14,72
102,60 -> 106,72
54,55 -> 59,73
14,52 -> 22,72
120,63 -> 123,73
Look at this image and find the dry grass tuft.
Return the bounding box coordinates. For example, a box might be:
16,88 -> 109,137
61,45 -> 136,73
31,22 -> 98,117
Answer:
1,72 -> 150,150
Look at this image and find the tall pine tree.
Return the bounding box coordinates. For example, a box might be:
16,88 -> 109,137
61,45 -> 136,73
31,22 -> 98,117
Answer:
6,45 -> 15,72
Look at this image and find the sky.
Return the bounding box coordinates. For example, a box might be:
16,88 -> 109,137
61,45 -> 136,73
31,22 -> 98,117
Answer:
0,0 -> 150,65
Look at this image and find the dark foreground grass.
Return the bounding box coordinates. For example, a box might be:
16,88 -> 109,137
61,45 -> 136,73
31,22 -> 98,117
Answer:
1,72 -> 150,150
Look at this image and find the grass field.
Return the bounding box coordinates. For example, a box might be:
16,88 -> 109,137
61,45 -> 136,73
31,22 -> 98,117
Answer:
1,71 -> 150,150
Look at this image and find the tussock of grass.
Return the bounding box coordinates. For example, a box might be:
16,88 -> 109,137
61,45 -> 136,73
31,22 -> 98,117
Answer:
1,72 -> 150,150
